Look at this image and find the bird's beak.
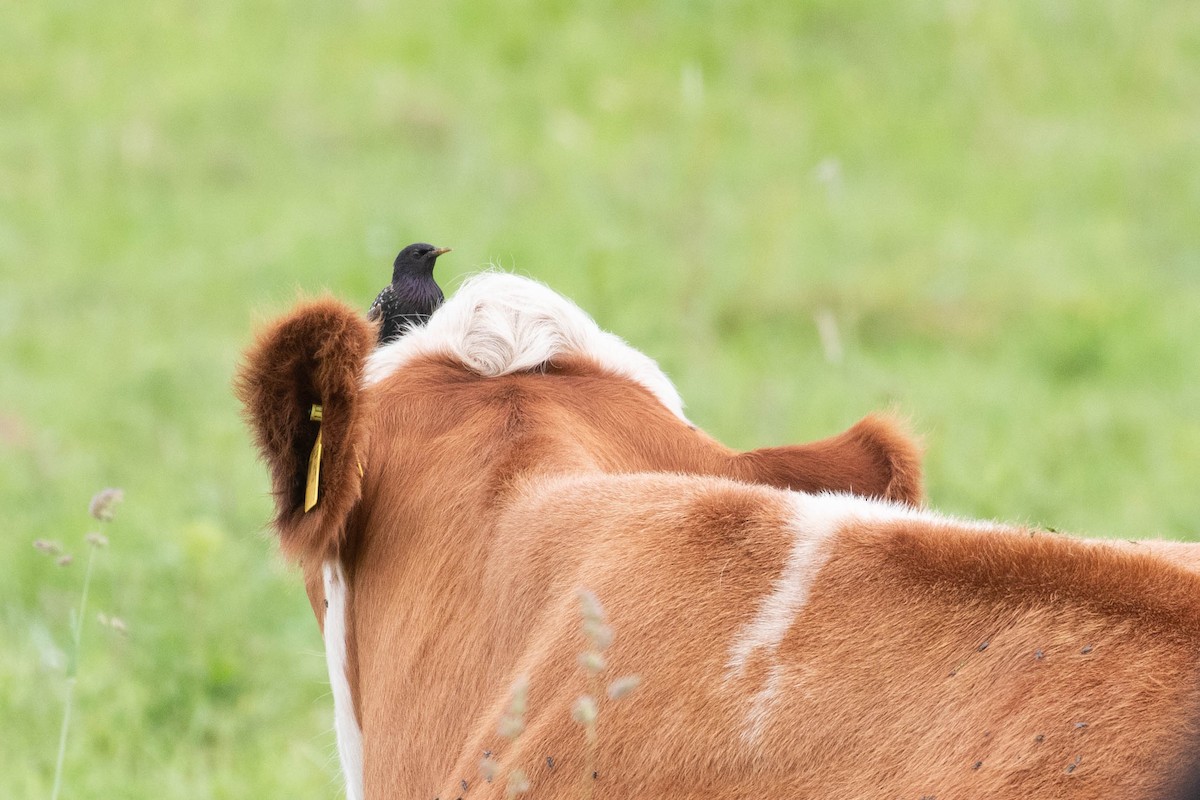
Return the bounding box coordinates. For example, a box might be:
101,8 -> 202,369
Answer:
431,247 -> 452,258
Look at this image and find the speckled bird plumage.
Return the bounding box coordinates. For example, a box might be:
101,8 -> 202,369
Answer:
367,242 -> 449,345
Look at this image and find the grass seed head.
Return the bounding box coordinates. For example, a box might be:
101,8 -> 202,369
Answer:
498,674 -> 529,739
583,619 -> 613,651
578,588 -> 613,650
572,695 -> 597,726
578,651 -> 607,675
577,588 -> 606,624
34,539 -> 63,555
497,715 -> 524,739
88,488 -> 125,522
606,675 -> 641,701
505,768 -> 530,797
508,674 -> 529,713
85,532 -> 109,549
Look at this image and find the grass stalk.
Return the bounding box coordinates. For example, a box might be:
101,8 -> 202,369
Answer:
50,544 -> 97,800
49,677 -> 75,800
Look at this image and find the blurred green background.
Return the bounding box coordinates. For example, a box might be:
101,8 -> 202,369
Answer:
3,0 -> 1198,796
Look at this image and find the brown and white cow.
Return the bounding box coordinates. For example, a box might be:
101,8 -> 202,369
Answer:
237,273 -> 1200,800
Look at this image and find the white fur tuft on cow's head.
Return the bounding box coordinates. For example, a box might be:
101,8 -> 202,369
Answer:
362,271 -> 687,421
235,297 -> 375,562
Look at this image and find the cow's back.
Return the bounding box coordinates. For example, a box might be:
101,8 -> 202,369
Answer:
391,476 -> 1200,799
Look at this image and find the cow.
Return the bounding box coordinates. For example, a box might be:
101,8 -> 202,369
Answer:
236,273 -> 1200,800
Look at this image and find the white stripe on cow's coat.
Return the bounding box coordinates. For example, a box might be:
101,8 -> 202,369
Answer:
363,271 -> 687,422
323,561 -> 363,800
744,662 -> 787,743
726,492 -> 843,676
729,492 -> 1004,738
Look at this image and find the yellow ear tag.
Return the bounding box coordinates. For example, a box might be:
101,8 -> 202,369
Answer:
304,404 -> 323,513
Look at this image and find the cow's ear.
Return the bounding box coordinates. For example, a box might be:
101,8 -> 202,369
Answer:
736,414 -> 924,505
235,297 -> 376,562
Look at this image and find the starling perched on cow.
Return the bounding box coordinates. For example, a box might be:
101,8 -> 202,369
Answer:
367,242 -> 451,345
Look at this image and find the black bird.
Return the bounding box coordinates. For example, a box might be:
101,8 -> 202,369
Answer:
367,242 -> 451,344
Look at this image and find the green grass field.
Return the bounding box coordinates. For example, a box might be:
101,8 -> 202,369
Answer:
3,0 -> 1198,795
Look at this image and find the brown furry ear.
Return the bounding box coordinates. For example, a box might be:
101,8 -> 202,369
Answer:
734,414 -> 924,505
234,297 -> 375,561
